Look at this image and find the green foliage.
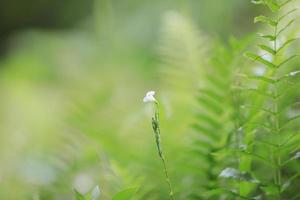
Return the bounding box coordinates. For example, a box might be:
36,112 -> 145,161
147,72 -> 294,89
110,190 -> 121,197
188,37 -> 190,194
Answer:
190,37 -> 255,199
239,0 -> 300,199
74,186 -> 138,200
112,187 -> 139,200
0,0 -> 300,200
74,186 -> 101,200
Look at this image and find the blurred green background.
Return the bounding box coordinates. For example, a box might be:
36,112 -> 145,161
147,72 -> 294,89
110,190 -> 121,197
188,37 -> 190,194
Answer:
0,0 -> 264,199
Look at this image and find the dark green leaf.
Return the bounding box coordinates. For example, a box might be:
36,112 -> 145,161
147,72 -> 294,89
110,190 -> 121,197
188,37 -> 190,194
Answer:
281,173 -> 300,192
260,184 -> 279,195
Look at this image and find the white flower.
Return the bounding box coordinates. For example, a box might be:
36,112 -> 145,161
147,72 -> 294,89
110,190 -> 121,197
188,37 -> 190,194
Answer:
143,91 -> 156,103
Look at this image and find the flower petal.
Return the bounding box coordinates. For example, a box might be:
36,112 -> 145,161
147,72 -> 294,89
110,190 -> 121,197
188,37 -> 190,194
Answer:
146,91 -> 155,96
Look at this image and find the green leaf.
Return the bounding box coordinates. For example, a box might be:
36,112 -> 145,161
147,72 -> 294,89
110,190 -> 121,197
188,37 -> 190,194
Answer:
254,15 -> 267,23
278,55 -> 298,68
254,15 -> 277,26
112,187 -> 139,200
227,189 -> 254,199
279,8 -> 297,21
277,38 -> 295,53
258,44 -> 276,55
196,113 -> 222,128
280,0 -> 296,7
281,173 -> 300,192
258,33 -> 276,41
244,52 -> 276,68
201,188 -> 227,199
239,87 -> 273,98
277,19 -> 295,36
279,114 -> 300,130
265,0 -> 280,12
251,0 -> 280,12
239,151 -> 274,167
248,75 -> 276,84
192,124 -> 218,141
260,184 -> 279,195
196,95 -> 223,114
219,168 -> 259,183
74,189 -> 87,200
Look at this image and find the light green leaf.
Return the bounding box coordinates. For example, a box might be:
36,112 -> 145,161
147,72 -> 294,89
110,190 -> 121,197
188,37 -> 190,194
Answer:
248,75 -> 276,84
279,9 -> 297,21
244,52 -> 276,69
258,33 -> 276,41
277,19 -> 295,36
254,15 -> 277,26
258,44 -> 276,55
280,0 -> 296,7
278,55 -> 298,68
251,0 -> 280,12
277,38 -> 295,53
112,187 -> 139,200
265,0 -> 280,12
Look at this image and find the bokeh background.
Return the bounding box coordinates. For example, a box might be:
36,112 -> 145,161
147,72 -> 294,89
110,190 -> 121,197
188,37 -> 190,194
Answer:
0,0 -> 274,199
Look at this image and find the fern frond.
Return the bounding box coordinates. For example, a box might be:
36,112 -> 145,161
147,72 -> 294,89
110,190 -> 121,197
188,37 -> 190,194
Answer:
190,37 -> 253,199
156,11 -> 213,200
244,52 -> 277,68
242,0 -> 300,198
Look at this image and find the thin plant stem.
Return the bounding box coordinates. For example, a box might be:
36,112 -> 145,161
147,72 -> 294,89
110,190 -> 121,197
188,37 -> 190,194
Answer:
273,19 -> 282,200
151,102 -> 175,200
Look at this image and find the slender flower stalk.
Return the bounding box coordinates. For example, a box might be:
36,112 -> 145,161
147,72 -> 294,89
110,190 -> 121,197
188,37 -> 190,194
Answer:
143,91 -> 175,200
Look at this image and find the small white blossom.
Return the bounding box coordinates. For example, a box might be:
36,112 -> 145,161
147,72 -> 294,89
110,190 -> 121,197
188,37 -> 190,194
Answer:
143,91 -> 156,103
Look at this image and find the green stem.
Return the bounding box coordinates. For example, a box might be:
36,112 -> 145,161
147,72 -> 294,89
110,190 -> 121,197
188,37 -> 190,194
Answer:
151,102 -> 175,200
273,20 -> 282,200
